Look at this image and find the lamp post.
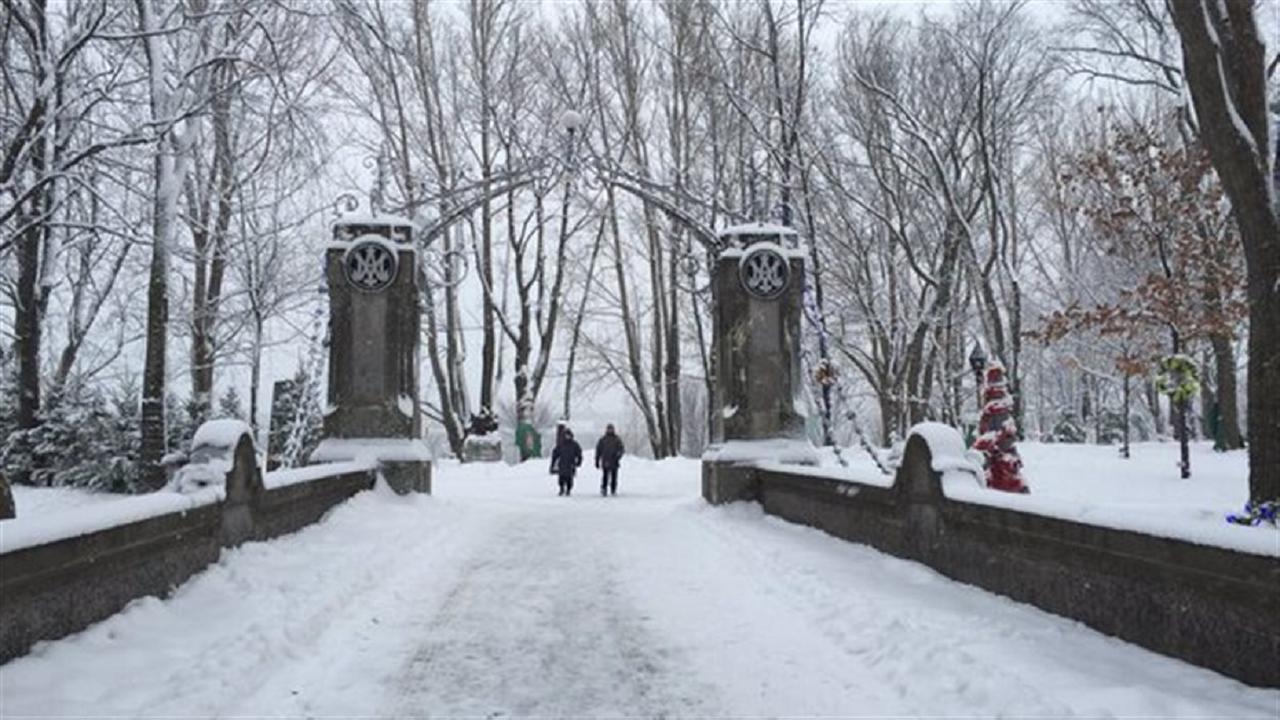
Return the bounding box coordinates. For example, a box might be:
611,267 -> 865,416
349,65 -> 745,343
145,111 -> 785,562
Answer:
559,110 -> 584,148
969,344 -> 987,410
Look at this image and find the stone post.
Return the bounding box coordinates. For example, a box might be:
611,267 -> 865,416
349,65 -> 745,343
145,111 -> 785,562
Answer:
310,216 -> 432,494
703,223 -> 816,504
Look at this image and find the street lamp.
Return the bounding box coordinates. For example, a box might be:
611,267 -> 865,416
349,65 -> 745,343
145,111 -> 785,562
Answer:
559,109 -> 584,135
969,343 -> 987,409
559,110 -> 584,167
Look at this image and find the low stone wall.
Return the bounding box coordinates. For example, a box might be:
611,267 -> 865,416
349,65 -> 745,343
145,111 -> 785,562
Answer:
0,438 -> 376,665
704,434 -> 1280,688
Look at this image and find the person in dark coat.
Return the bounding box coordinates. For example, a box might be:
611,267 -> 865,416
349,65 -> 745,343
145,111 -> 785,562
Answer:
550,429 -> 583,496
594,423 -> 625,496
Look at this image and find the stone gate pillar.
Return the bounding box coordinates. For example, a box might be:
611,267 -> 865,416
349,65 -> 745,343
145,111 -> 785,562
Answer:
309,215 -> 431,494
703,223 -> 816,504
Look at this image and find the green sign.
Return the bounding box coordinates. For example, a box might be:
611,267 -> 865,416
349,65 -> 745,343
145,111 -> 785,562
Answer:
516,422 -> 542,460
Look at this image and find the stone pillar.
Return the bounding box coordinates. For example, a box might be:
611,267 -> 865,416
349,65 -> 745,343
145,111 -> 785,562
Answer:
311,216 -> 431,494
703,223 -> 816,504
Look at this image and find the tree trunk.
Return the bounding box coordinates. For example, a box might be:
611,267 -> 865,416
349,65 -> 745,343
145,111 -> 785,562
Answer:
0,471 -> 13,519
1169,0 -> 1280,502
563,219 -> 606,420
606,186 -> 661,457
1121,374 -> 1131,459
1210,334 -> 1244,449
139,146 -> 173,490
15,216 -> 43,437
1145,379 -> 1165,437
249,314 -> 264,438
11,0 -> 49,473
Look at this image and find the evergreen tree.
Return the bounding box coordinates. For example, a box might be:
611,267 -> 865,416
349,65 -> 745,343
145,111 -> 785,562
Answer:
0,382 -> 143,493
217,385 -> 245,421
267,369 -> 322,469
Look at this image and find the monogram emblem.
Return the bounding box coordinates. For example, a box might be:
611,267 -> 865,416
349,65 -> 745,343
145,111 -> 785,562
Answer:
739,246 -> 789,299
344,240 -> 398,291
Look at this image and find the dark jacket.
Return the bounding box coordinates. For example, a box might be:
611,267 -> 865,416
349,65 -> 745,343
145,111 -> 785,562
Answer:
551,439 -> 583,478
595,433 -> 625,469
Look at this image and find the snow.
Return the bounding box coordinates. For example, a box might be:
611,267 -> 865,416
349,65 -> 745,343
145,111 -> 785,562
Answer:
907,421 -> 985,492
463,435 -> 502,449
264,460 -> 378,490
702,438 -> 819,465
948,441 -> 1280,558
397,394 -> 415,418
832,430 -> 1275,556
2,456 -> 1274,716
717,221 -> 798,238
332,213 -> 414,228
720,404 -> 737,419
754,459 -> 894,488
310,437 -> 433,464
327,233 -> 415,258
8,485 -> 128,517
171,459 -> 232,494
0,488 -> 222,556
190,419 -> 254,449
160,451 -> 188,466
718,240 -> 807,260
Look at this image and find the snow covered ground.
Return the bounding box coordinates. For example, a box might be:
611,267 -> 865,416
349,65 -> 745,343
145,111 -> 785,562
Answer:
3,455 -> 1276,717
834,439 -> 1277,556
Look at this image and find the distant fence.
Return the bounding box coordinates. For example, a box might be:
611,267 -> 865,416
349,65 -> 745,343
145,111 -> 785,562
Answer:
703,430 -> 1280,688
0,432 -> 377,665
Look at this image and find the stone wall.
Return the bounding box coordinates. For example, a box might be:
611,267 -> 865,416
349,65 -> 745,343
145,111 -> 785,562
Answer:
0,459 -> 375,665
705,435 -> 1280,688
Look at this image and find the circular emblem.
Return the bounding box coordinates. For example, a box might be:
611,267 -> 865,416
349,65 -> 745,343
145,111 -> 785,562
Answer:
738,246 -> 790,299
344,240 -> 398,291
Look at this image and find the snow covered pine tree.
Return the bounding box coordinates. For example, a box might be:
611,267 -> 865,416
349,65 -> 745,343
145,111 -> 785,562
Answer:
972,363 -> 1030,494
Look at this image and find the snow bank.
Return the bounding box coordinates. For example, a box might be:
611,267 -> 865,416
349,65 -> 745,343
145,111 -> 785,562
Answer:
9,486 -> 126,517
944,481 -> 1278,557
311,438 -> 432,464
264,460 -> 378,491
953,441 -> 1279,558
0,489 -> 223,555
703,438 -> 819,465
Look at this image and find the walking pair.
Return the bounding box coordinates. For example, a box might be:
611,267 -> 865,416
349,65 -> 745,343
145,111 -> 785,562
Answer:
550,424 -> 625,497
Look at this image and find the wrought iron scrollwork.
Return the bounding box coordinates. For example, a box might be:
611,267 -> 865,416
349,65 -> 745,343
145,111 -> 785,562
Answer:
344,241 -> 398,291
422,247 -> 469,289
739,246 -> 790,299
332,193 -> 359,218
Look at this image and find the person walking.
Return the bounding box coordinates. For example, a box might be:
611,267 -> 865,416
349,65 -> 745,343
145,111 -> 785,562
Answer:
595,423 -> 625,496
550,428 -> 583,496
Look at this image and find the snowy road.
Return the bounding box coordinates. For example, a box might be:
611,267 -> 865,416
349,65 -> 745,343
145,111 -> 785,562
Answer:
3,457 -> 1277,717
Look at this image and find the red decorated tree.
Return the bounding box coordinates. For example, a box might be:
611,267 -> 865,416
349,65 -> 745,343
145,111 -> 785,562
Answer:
972,363 -> 1030,494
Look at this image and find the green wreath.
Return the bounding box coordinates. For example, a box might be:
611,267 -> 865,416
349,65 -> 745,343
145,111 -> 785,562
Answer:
1156,354 -> 1201,406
